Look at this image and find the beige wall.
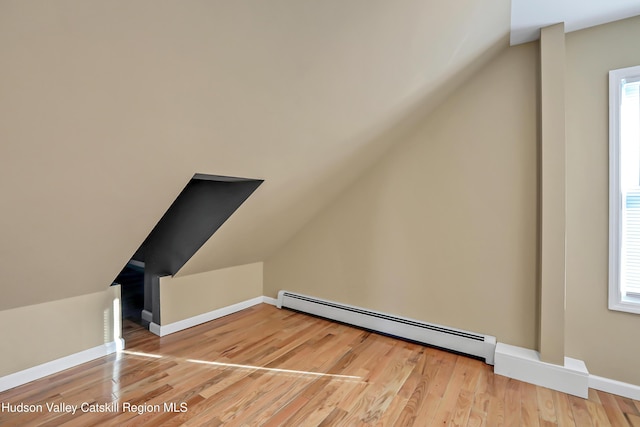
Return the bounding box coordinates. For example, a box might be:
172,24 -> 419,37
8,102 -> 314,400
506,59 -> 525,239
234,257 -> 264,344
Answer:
265,43 -> 539,349
538,23 -> 566,365
4,1 -> 638,389
160,262 -> 263,325
0,1 -> 509,380
0,0 -> 509,313
0,287 -> 120,377
565,16 -> 640,385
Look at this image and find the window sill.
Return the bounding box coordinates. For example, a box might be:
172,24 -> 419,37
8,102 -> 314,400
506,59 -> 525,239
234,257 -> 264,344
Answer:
609,294 -> 640,315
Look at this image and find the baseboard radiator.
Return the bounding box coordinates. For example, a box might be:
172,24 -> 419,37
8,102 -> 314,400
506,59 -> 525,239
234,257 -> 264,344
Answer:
277,291 -> 496,365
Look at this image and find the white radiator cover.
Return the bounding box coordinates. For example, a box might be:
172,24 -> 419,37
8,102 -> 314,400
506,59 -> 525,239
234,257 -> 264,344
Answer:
277,291 -> 496,365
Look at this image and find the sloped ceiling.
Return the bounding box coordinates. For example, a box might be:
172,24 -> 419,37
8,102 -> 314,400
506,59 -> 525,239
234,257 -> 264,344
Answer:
511,0 -> 640,44
0,0 -> 510,310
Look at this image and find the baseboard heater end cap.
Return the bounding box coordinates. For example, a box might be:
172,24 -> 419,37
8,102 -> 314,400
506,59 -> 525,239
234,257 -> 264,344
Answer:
276,290 -> 286,309
483,335 -> 497,365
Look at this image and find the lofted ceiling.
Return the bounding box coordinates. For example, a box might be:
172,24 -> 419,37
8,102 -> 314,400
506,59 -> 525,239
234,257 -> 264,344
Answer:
21,0 -> 639,310
511,0 -> 640,44
2,1 -> 637,310
0,0 -> 512,310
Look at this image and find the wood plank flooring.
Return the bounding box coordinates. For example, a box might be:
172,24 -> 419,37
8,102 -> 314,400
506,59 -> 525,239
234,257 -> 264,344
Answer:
0,304 -> 638,426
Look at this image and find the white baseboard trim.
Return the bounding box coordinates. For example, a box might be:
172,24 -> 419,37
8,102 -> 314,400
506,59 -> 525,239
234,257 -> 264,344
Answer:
494,343 -> 589,398
141,309 -> 153,323
262,296 -> 278,306
589,375 -> 640,400
149,322 -> 162,336
149,296 -> 266,337
0,339 -> 123,393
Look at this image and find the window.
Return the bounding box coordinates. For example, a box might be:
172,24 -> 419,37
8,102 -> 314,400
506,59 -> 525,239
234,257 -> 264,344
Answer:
609,64 -> 640,314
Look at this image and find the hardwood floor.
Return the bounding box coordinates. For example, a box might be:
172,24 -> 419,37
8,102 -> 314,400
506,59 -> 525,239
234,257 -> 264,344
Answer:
0,304 -> 638,426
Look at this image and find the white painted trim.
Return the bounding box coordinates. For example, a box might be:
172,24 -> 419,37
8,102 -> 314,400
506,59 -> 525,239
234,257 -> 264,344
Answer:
149,322 -> 161,336
149,296 -> 265,337
609,65 -> 640,315
0,340 -> 123,393
590,375 -> 640,400
494,343 -> 589,398
141,309 -> 153,323
262,296 -> 278,306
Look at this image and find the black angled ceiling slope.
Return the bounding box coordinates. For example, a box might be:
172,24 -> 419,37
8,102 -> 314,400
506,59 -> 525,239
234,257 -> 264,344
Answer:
131,174 -> 263,276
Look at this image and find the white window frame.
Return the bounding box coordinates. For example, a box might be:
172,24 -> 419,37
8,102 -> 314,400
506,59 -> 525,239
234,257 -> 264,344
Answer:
609,64 -> 640,314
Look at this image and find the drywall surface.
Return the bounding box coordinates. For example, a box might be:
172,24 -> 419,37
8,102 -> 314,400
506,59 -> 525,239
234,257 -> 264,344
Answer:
538,23 -> 566,365
160,262 -> 263,325
565,15 -> 640,386
0,0 -> 509,311
265,43 -> 539,349
0,287 -> 120,377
